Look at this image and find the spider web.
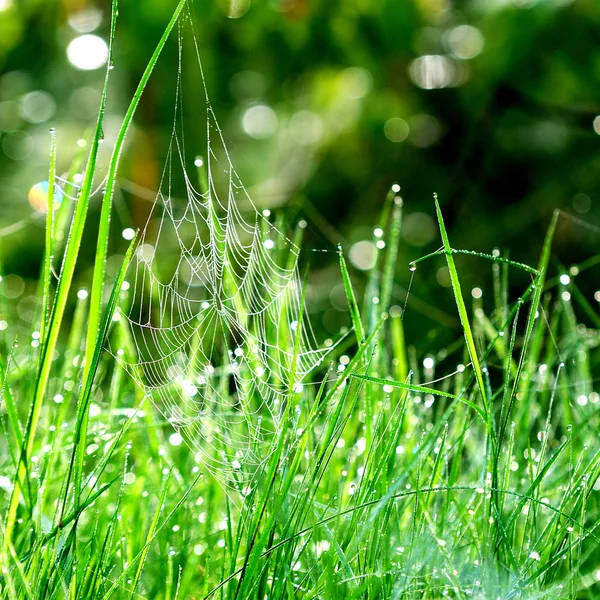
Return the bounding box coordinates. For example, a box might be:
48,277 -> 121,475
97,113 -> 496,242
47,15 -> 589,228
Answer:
112,13 -> 330,482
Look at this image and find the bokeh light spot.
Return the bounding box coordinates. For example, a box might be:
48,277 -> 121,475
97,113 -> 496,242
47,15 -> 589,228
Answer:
436,266 -> 451,287
225,0 -> 250,19
28,181 -> 63,212
447,25 -> 484,59
67,35 -> 109,71
242,104 -> 278,139
2,130 -> 33,160
572,193 -> 591,214
408,114 -> 442,148
68,8 -> 103,33
339,67 -> 372,99
349,240 -> 377,271
20,91 -> 56,123
409,55 -> 456,89
384,118 -> 409,143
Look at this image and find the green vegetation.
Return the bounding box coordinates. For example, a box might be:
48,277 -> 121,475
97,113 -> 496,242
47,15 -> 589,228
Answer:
1,2 -> 599,599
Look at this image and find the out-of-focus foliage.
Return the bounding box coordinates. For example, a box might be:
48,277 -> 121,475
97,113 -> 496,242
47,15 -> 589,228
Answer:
0,0 -> 598,341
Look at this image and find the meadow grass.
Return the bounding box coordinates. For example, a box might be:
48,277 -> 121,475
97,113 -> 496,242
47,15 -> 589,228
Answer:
1,3 -> 600,599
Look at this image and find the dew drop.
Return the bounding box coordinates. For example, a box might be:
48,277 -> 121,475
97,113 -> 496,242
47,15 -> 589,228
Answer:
409,262 -> 417,272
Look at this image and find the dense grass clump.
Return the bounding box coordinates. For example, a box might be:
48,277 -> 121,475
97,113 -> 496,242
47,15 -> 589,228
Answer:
1,3 -> 600,599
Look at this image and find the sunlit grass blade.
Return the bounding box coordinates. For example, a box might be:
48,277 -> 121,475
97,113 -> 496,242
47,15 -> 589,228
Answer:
39,128 -> 56,348
72,232 -> 139,513
0,344 -> 23,454
379,196 -> 403,315
338,247 -> 364,345
83,0 -> 188,383
497,210 -> 558,447
348,373 -> 487,422
433,194 -> 490,423
3,31 -> 113,551
129,471 -> 172,600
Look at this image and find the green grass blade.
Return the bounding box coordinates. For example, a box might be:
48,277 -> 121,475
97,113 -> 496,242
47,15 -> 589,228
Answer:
3,30 -> 113,551
77,0 -> 185,518
379,197 -> 403,314
497,210 -> 559,446
129,471 -> 172,599
83,0 -> 188,383
434,194 -> 490,421
0,343 -> 23,452
40,128 -> 56,347
338,247 -> 365,345
73,233 -> 139,511
348,373 -> 487,422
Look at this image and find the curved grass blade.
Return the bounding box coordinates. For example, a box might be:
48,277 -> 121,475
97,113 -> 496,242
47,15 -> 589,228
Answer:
76,0 -> 186,515
348,373 -> 487,423
83,0 -> 188,383
3,7 -> 115,549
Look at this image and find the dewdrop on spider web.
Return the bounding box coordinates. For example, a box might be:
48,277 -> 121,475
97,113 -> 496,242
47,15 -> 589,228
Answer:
112,21 -> 333,484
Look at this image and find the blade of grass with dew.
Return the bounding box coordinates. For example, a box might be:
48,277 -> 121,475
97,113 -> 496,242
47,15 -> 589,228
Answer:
0,344 -> 23,456
129,471 -> 172,600
497,211 -> 559,457
434,194 -> 491,423
3,26 -> 113,552
379,196 -> 403,316
67,232 -> 138,526
78,0 -> 187,520
49,134 -> 89,266
100,471 -> 202,600
39,129 -> 56,348
339,247 -> 365,346
40,232 -> 136,596
349,373 -> 487,423
389,309 -> 408,383
231,282 -> 317,599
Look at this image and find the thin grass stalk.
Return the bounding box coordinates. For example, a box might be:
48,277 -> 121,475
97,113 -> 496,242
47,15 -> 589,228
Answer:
77,0 -> 187,512
3,27 -> 113,550
39,129 -> 56,348
83,0 -> 188,385
433,194 -> 491,423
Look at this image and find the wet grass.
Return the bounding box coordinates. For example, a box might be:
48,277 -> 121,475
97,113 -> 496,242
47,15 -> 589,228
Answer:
1,2 -> 600,599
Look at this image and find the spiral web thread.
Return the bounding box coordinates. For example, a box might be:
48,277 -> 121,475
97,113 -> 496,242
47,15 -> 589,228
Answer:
112,15 -> 330,481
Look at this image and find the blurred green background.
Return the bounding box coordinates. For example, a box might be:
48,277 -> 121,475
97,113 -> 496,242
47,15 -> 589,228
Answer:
0,0 -> 598,345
